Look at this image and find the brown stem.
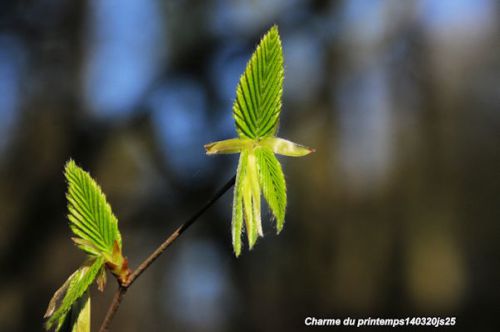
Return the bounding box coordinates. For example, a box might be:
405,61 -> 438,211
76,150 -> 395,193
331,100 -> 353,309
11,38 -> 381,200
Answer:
98,286 -> 126,332
98,175 -> 236,332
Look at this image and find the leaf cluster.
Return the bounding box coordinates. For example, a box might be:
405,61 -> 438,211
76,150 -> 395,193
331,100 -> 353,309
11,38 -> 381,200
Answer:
205,26 -> 314,256
45,161 -> 128,331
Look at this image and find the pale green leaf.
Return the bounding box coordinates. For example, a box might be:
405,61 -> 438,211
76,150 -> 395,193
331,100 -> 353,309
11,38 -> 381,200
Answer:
256,147 -> 287,232
59,293 -> 90,332
205,25 -> 314,256
65,160 -> 122,259
45,257 -> 103,331
242,169 -> 257,248
247,151 -> 263,238
260,137 -> 315,157
233,150 -> 264,254
233,25 -> 284,139
204,138 -> 252,155
232,151 -> 247,256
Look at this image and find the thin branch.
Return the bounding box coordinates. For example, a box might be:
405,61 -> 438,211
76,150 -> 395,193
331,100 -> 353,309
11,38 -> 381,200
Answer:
98,286 -> 126,332
98,175 -> 236,332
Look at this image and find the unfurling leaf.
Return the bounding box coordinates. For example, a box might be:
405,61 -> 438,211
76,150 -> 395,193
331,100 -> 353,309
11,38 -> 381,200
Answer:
260,137 -> 315,157
204,138 -> 252,155
256,147 -> 287,232
45,258 -> 103,331
231,150 -> 247,256
60,293 -> 91,332
46,161 -> 130,331
205,25 -> 314,256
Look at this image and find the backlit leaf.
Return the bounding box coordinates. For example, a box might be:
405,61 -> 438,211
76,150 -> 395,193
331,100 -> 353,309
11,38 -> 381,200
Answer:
65,160 -> 122,261
59,293 -> 90,332
45,257 -> 103,331
256,147 -> 287,232
233,25 -> 284,139
205,25 -> 314,256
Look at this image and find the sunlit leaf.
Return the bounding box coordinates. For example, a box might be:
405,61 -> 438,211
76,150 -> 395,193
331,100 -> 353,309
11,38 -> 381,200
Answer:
256,147 -> 287,232
204,138 -> 252,155
261,137 -> 315,157
59,293 -> 90,332
205,25 -> 314,255
233,25 -> 284,139
46,161 -> 130,330
45,257 -> 103,331
65,160 -> 122,260
232,151 -> 247,257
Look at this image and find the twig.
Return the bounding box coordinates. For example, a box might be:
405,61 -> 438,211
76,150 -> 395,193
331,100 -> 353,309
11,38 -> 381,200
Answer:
99,286 -> 126,332
98,175 -> 236,332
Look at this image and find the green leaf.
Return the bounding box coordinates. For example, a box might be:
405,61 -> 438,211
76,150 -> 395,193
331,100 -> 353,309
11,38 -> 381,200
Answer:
233,25 -> 284,139
247,151 -> 263,239
232,151 -> 247,257
59,293 -> 91,332
65,160 -> 121,260
243,150 -> 261,248
205,25 -> 314,256
204,138 -> 252,155
260,137 -> 315,157
256,147 -> 287,232
242,171 -> 257,247
45,257 -> 104,331
233,150 -> 264,254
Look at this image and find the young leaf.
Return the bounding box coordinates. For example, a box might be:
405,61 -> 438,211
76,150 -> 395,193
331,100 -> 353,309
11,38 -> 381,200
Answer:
59,293 -> 91,332
204,138 -> 252,155
205,25 -> 314,255
65,160 -> 122,261
232,151 -> 247,256
233,25 -> 284,139
45,257 -> 103,331
256,147 -> 287,232
242,160 -> 258,248
46,161 -> 130,331
260,137 -> 315,157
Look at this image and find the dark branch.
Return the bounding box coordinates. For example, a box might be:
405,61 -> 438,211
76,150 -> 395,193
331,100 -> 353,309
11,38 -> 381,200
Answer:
98,286 -> 126,332
98,175 -> 236,332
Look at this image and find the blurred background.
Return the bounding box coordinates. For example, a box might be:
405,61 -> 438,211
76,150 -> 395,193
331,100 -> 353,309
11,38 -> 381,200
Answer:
0,0 -> 499,331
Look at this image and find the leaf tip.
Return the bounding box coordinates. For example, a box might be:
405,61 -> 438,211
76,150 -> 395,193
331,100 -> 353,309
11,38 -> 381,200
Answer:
204,142 -> 216,155
64,158 -> 76,173
248,233 -> 258,250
